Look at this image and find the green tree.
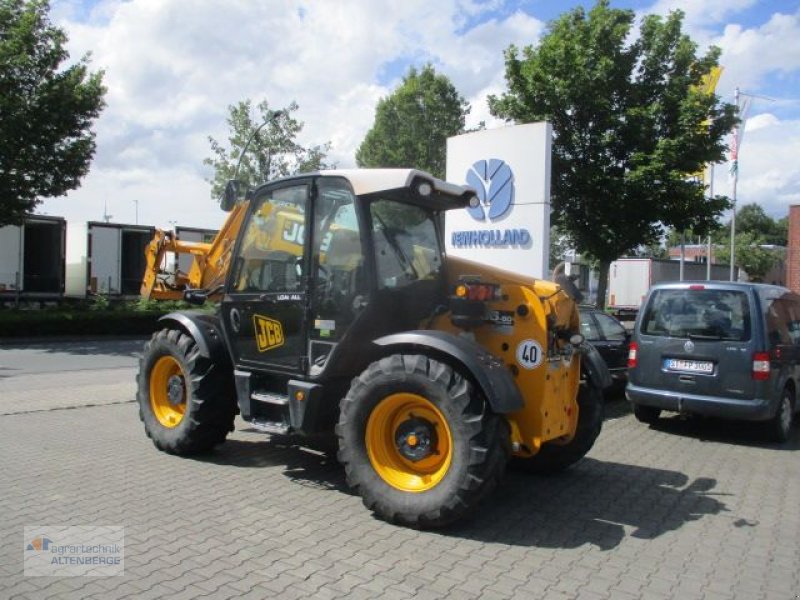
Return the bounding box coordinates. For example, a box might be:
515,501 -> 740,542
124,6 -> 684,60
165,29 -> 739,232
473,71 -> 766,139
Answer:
356,65 -> 470,179
204,99 -> 332,200
0,0 -> 106,226
715,231 -> 782,282
733,203 -> 787,246
488,1 -> 737,308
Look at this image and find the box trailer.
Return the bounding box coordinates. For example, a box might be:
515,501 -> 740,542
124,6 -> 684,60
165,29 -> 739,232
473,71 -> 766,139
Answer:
0,215 -> 66,297
66,221 -> 155,297
607,258 -> 737,311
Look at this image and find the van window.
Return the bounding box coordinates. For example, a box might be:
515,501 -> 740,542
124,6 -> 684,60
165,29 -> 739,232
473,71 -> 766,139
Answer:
766,293 -> 800,347
641,288 -> 751,341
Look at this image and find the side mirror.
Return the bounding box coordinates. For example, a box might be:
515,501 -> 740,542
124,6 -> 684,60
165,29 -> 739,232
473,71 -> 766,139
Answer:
220,180 -> 243,212
183,289 -> 208,306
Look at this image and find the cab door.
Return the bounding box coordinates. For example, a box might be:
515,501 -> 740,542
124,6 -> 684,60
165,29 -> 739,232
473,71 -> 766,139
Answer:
221,181 -> 311,373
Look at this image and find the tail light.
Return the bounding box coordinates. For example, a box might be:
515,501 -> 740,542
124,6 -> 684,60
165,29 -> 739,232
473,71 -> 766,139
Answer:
752,352 -> 770,381
627,341 -> 638,369
454,282 -> 500,302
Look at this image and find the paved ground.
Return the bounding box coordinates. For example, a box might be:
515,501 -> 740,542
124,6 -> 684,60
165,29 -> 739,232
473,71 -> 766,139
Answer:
1,339 -> 799,599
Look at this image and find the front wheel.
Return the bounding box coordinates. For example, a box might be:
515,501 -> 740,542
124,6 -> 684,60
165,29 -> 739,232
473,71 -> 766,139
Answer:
137,328 -> 237,455
336,354 -> 509,528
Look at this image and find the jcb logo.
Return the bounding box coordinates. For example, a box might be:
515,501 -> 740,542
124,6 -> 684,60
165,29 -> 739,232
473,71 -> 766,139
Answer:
254,315 -> 284,352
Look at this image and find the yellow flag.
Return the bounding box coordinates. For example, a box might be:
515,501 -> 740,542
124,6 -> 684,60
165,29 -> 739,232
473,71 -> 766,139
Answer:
690,66 -> 723,183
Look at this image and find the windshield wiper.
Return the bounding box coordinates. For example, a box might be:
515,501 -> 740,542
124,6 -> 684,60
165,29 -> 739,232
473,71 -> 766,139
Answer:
373,213 -> 419,281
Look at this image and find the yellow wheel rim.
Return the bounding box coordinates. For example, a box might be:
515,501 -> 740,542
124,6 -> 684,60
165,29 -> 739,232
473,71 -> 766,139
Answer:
366,393 -> 453,492
149,355 -> 187,428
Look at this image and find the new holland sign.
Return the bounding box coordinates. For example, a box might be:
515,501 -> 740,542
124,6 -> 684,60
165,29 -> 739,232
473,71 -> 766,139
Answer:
445,122 -> 552,279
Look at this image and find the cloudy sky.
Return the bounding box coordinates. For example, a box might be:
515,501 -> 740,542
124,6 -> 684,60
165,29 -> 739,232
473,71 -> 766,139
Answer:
39,0 -> 800,231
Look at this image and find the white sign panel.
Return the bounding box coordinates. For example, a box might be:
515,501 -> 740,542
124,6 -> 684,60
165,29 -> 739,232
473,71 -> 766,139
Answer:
445,122 -> 552,279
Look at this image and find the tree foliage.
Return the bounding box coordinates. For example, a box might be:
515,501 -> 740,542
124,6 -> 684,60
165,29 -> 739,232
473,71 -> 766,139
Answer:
714,203 -> 785,282
715,231 -> 782,283
204,99 -> 332,200
0,0 -> 106,226
356,65 -> 470,179
488,0 -> 737,307
731,203 -> 787,246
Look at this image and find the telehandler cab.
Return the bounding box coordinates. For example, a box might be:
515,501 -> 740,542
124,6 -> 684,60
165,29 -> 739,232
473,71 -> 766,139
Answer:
137,169 -> 611,527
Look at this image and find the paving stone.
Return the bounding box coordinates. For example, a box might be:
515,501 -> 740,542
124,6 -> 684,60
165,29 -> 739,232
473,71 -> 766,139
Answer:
0,397 -> 797,600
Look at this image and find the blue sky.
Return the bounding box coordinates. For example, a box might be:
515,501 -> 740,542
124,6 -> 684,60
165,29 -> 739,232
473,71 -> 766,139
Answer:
42,0 -> 800,230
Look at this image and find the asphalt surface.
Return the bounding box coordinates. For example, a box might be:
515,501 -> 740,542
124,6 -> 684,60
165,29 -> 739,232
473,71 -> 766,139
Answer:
2,338 -> 799,599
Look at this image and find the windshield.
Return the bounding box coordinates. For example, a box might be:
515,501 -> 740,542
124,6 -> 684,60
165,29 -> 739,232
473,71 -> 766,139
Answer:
368,198 -> 442,289
641,288 -> 752,341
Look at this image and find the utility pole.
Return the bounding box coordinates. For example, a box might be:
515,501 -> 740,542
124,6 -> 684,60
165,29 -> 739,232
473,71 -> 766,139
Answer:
133,199 -> 139,225
730,87 -> 739,282
707,164 -> 714,280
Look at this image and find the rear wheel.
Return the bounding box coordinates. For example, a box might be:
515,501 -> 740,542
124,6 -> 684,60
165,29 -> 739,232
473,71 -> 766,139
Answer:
512,379 -> 604,474
137,328 -> 237,454
633,404 -> 662,425
766,388 -> 794,443
337,354 -> 510,528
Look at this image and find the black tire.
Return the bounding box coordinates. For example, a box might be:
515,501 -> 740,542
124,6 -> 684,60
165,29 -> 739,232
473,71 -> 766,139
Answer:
512,379 -> 604,474
765,387 -> 794,443
137,328 -> 237,455
633,404 -> 662,425
336,354 -> 510,528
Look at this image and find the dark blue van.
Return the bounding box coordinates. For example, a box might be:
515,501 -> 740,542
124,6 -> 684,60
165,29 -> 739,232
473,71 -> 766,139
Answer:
626,282 -> 800,441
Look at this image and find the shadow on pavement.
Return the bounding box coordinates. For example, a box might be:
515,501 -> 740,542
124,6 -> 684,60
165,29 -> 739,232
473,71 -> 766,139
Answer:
446,458 -> 728,549
646,413 -> 800,450
195,434 -> 728,549
196,435 -> 351,494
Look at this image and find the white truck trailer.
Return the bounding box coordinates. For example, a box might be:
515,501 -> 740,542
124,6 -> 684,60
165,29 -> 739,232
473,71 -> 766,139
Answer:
0,215 -> 66,299
66,221 -> 155,297
607,258 -> 736,311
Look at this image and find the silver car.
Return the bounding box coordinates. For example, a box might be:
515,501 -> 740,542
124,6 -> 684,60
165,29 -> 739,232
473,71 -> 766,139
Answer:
626,281 -> 799,441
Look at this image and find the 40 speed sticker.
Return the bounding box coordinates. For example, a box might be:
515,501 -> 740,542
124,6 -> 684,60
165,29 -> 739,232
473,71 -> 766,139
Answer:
516,339 -> 543,370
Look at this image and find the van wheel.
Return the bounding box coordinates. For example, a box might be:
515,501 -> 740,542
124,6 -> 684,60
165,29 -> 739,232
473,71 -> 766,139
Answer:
633,404 -> 661,424
766,388 -> 794,443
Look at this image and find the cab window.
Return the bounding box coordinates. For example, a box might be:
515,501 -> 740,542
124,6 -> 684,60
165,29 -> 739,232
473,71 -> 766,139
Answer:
369,200 -> 442,290
232,185 -> 307,293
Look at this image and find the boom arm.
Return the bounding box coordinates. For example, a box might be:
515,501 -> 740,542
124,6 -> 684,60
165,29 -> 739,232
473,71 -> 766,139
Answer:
140,200 -> 249,300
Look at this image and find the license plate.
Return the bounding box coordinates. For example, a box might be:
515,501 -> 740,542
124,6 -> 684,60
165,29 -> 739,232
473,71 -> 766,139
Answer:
664,358 -> 714,373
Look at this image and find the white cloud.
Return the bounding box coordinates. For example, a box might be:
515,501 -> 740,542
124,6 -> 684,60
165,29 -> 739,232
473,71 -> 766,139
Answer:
42,0 -> 545,229
712,113 -> 800,219
36,0 -> 800,235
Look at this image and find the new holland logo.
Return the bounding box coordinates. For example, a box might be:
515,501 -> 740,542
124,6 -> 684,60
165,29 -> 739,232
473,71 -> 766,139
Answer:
254,315 -> 284,352
465,158 -> 514,221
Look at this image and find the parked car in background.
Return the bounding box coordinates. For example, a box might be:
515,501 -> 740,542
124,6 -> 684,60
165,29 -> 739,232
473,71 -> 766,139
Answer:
626,281 -> 800,442
579,307 -> 630,387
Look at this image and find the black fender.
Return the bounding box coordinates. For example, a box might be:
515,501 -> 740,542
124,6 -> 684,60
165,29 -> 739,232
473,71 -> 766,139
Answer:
158,311 -> 231,366
372,330 -> 524,414
580,342 -> 613,390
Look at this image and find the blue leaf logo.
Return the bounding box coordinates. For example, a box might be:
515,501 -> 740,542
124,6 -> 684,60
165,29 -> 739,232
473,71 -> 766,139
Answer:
465,159 -> 514,222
